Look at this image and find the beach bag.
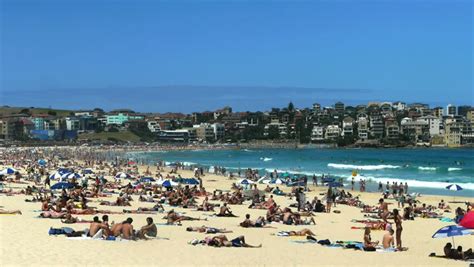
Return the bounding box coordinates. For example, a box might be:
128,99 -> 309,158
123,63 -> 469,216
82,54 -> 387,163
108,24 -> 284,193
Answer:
317,239 -> 331,245
48,227 -> 65,235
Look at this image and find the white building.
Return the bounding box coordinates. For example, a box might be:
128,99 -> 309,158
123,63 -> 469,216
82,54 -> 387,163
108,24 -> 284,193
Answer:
357,116 -> 369,140
65,117 -> 80,131
393,101 -> 406,111
147,120 -> 161,133
325,125 -> 341,140
418,115 -> 440,136
342,117 -> 354,137
211,123 -> 225,140
311,125 -> 324,142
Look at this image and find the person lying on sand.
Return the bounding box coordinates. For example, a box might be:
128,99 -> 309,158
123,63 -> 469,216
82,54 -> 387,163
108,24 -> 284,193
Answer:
164,209 -> 205,225
204,235 -> 262,248
40,210 -> 67,219
275,229 -> 316,237
61,213 -> 90,224
186,226 -> 233,234
123,203 -> 165,214
0,209 -> 22,215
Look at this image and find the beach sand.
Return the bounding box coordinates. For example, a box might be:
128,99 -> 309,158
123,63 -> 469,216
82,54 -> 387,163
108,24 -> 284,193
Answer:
0,164 -> 472,267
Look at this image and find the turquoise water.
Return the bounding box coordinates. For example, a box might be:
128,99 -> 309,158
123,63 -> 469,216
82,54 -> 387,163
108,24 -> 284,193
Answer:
128,148 -> 474,197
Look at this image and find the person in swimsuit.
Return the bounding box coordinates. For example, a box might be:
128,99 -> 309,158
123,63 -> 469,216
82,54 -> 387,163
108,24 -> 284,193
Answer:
137,217 -> 157,239
363,227 -> 379,250
216,203 -> 237,217
186,226 -> 233,234
393,208 -> 403,250
208,235 -> 262,248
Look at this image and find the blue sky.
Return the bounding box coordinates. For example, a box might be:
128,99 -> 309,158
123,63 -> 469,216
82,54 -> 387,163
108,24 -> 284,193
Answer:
1,0 -> 472,112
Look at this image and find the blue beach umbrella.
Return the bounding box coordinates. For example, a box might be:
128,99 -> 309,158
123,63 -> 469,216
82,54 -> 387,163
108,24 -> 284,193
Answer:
326,182 -> 344,188
446,184 -> 463,191
186,178 -> 200,185
38,159 -> 47,166
57,168 -> 71,175
140,177 -> 156,183
322,177 -> 336,183
49,172 -> 63,180
239,179 -> 254,185
82,169 -> 94,174
0,167 -> 17,175
61,172 -> 82,181
51,182 -> 75,190
161,180 -> 178,188
432,225 -> 472,247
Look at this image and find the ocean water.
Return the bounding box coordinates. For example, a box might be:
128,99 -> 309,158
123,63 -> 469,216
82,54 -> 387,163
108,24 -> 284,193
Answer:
128,148 -> 474,197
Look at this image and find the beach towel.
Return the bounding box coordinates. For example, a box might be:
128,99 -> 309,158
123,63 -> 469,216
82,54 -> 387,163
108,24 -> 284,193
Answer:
439,217 -> 454,223
290,240 -> 318,244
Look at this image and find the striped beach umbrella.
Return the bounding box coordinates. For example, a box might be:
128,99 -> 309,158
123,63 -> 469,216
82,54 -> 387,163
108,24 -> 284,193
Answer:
61,172 -> 82,182
446,184 -> 463,191
51,182 -> 75,190
115,172 -> 132,179
49,172 -> 63,180
0,167 -> 17,175
432,225 -> 472,247
238,179 -> 255,185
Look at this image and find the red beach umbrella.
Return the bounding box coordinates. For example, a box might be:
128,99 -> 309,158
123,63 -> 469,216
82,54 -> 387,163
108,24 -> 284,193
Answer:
459,211 -> 474,229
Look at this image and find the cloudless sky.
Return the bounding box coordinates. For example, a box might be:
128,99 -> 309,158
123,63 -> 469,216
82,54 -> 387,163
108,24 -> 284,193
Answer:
0,0 -> 472,112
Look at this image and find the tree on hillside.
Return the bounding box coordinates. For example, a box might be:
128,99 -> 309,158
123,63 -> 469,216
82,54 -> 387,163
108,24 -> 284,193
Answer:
288,102 -> 295,113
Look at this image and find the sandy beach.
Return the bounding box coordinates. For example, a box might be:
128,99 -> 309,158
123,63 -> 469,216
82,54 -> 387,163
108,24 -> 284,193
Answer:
0,152 -> 473,267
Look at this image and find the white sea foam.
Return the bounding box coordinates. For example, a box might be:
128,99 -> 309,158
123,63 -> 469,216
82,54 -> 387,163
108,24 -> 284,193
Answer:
346,175 -> 474,190
328,163 -> 400,170
448,167 -> 462,171
418,166 -> 437,171
260,157 -> 273,162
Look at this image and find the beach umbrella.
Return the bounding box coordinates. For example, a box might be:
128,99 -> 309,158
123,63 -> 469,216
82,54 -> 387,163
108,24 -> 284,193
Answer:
446,184 -> 463,201
140,177 -> 156,183
269,178 -> 284,185
446,184 -> 463,191
57,168 -> 71,175
238,179 -> 255,185
184,178 -> 199,185
38,159 -> 47,166
82,168 -> 94,174
51,182 -> 75,190
115,172 -> 132,179
432,225 -> 472,247
49,172 -> 63,180
161,180 -> 178,188
326,181 -> 344,188
459,211 -> 474,229
322,177 -> 336,183
0,167 -> 17,175
61,172 -> 82,181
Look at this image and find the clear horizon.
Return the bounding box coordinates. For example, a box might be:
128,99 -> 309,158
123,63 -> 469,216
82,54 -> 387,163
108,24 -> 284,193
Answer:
1,0 -> 472,112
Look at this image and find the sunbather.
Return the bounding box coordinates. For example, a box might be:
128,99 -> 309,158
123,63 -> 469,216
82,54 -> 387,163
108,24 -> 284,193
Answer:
216,203 -> 237,217
0,209 -> 22,215
136,217 -> 157,240
186,226 -> 233,234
